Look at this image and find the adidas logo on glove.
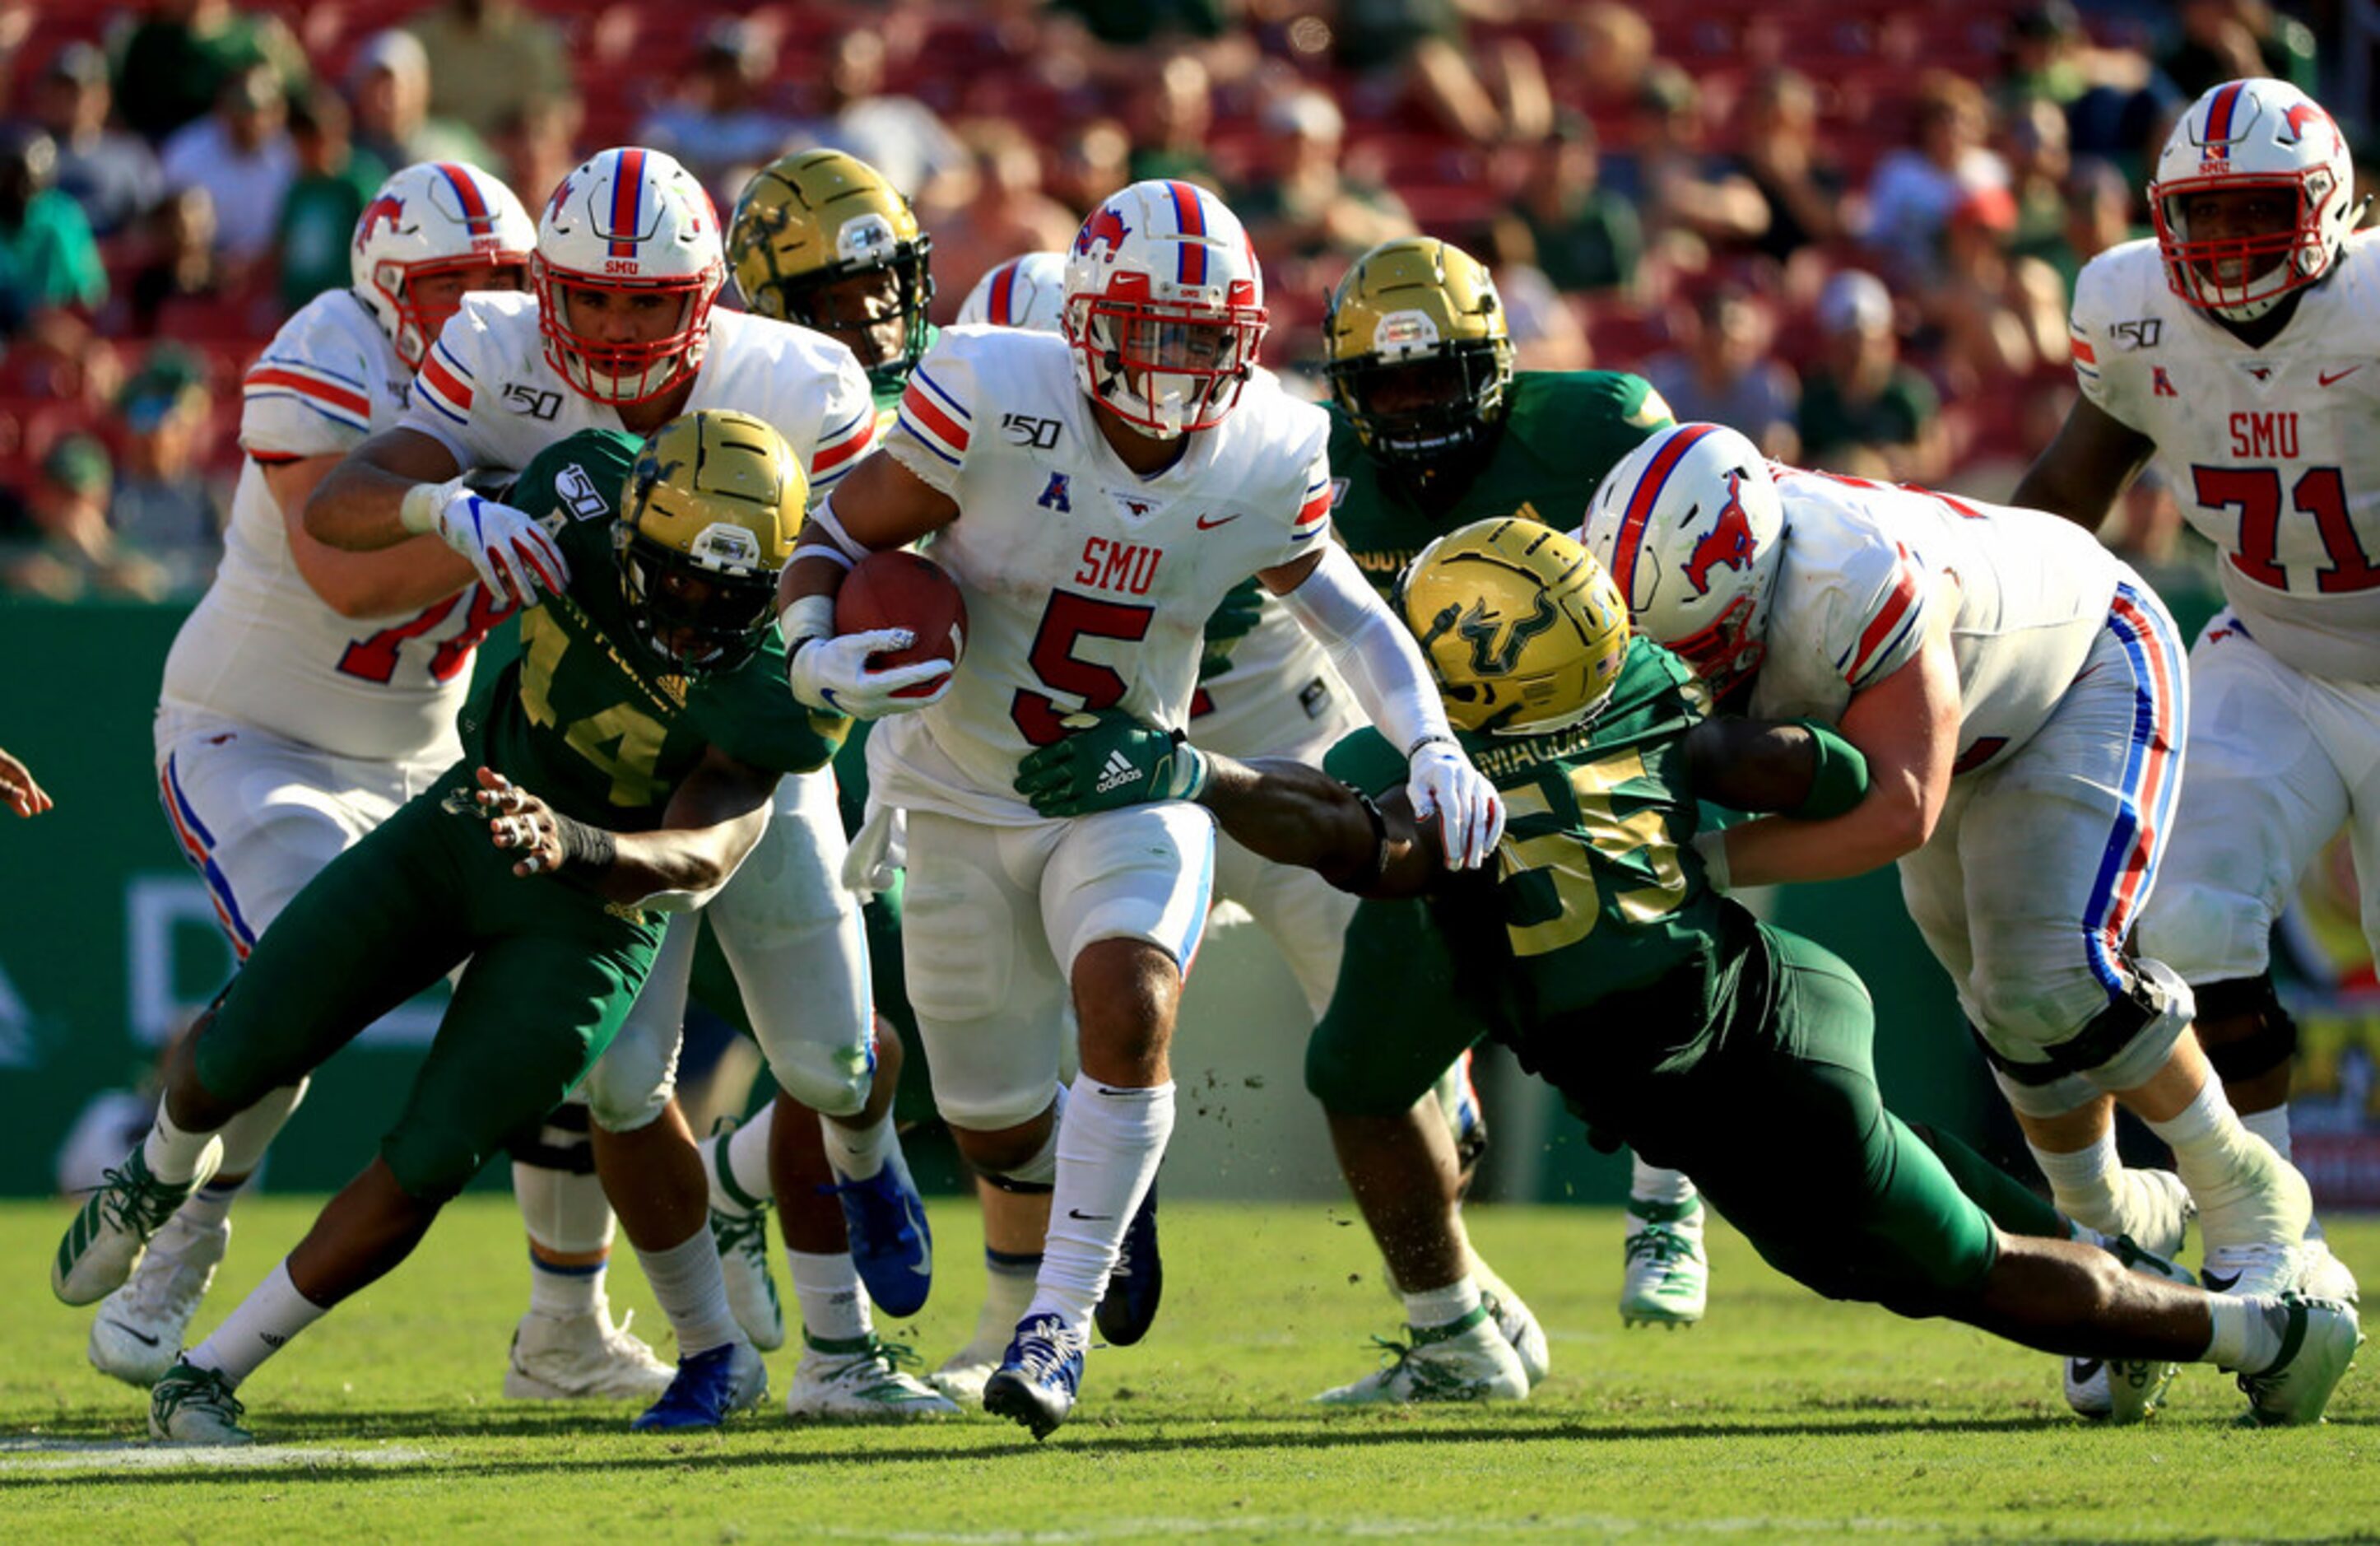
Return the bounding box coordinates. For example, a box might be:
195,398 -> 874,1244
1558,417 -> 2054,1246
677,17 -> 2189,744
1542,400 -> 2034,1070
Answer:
1095,750 -> 1140,795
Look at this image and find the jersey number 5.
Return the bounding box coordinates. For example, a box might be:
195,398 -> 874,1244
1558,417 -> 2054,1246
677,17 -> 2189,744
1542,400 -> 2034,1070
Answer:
2192,464 -> 2380,594
1011,589 -> 1156,746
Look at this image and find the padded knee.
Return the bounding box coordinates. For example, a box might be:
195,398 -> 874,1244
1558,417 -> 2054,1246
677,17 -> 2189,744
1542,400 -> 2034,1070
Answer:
2077,958 -> 2196,1094
2193,974 -> 2299,1084
2136,878 -> 2271,987
1969,961 -> 2114,1063
1304,1014 -> 1443,1117
380,1125 -> 480,1204
765,1036 -> 873,1119
581,1023 -> 678,1134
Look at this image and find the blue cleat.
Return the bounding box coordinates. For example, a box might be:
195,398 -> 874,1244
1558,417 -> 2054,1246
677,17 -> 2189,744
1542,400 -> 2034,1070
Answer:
826,1153 -> 933,1318
982,1314 -> 1086,1441
1093,1181 -> 1162,1346
630,1339 -> 766,1432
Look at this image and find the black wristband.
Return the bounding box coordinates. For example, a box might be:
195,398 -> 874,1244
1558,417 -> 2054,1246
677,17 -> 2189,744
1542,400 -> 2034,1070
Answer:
549,811 -> 618,874
1336,784 -> 1392,894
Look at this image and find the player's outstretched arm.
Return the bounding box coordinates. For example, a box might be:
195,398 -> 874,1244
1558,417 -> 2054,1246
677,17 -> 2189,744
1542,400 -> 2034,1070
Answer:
0,745 -> 52,817
1683,716 -> 1871,819
1262,542 -> 1504,869
476,751 -> 777,910
306,427 -> 567,608
777,449 -> 963,717
1199,753 -> 1439,899
264,456 -> 477,620
2010,393 -> 2156,533
1698,624 -> 1959,890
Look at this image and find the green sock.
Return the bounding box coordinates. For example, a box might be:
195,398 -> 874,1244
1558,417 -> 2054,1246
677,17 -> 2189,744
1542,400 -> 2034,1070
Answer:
1908,1121 -> 2067,1239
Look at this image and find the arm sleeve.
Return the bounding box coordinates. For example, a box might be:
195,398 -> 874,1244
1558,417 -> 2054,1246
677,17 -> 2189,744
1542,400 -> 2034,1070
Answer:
239,335 -> 377,461
879,334 -> 980,498
1277,539 -> 1456,757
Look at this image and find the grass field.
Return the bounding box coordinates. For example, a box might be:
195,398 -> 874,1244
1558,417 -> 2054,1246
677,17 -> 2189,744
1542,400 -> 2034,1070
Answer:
2,1197 -> 2375,1544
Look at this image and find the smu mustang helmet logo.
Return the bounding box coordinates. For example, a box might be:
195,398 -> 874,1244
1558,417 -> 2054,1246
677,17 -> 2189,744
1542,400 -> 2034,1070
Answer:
2283,100 -> 2340,152
356,194 -> 407,250
1437,593 -> 1559,678
1682,469 -> 1759,598
1076,205 -> 1130,259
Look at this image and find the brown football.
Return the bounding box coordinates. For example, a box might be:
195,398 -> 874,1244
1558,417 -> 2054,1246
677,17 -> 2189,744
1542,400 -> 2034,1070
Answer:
835,549 -> 968,696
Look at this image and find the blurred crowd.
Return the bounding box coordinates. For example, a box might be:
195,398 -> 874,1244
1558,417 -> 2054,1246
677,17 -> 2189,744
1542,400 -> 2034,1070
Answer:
0,0 -> 2361,603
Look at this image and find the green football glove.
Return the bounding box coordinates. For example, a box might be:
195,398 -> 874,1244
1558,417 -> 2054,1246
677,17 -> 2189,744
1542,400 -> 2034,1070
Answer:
1197,577 -> 1267,680
1014,709 -> 1210,817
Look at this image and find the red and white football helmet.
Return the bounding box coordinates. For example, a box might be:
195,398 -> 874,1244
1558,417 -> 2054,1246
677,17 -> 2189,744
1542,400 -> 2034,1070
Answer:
957,250 -> 1068,334
350,160 -> 533,370
1577,422 -> 1784,696
534,147 -> 726,404
1062,180 -> 1267,438
2149,77 -> 2360,323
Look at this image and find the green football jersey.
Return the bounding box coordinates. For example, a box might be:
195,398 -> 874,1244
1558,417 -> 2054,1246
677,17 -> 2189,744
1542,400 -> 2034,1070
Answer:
1328,370 -> 1673,598
467,428 -> 846,831
1325,636 -> 1761,1069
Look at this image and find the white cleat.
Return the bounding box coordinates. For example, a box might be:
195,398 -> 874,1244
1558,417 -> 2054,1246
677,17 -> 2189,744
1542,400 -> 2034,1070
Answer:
150,1360 -> 252,1445
784,1332 -> 961,1421
1620,1198 -> 1708,1328
927,1336 -> 1006,1406
504,1306 -> 676,1400
2300,1235 -> 2360,1307
2064,1235 -> 2196,1423
90,1213 -> 230,1387
2201,1242 -> 2307,1300
710,1203 -> 785,1353
1313,1307 -> 1532,1405
53,1139 -> 223,1306
1471,1257 -> 1550,1388
2110,1167 -> 2194,1264
2237,1295 -> 2364,1427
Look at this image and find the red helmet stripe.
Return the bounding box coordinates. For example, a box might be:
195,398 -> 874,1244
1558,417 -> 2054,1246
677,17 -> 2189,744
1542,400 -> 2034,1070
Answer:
435,162 -> 491,234
1167,180 -> 1208,286
609,148 -> 644,260
1608,425 -> 1718,604
2203,81 -> 2246,148
990,258 -> 1018,325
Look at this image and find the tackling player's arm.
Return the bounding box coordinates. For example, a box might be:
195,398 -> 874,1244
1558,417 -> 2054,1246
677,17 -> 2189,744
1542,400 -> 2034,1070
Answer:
473,748 -> 778,910
264,455 -> 477,619
1681,716 -> 1871,818
2009,393 -> 2156,533
1197,752 -> 1439,899
1699,610 -> 1960,887
774,449 -> 964,717
304,426 -> 568,608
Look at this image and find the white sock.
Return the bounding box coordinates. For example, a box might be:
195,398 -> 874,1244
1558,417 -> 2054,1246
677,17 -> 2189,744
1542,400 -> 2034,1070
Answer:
820,1109 -> 895,1184
2203,1293 -> 2285,1371
184,1260 -> 327,1386
180,1177 -> 241,1232
528,1252 -> 607,1318
709,1109 -> 774,1215
1402,1275 -> 1481,1332
213,1078 -> 307,1176
1028,1078 -> 1173,1329
788,1248 -> 872,1343
1629,1157 -> 1697,1207
970,1246 -> 1042,1351
2028,1129 -> 2123,1236
143,1102 -> 221,1186
631,1226 -> 741,1357
2239,1105 -> 2293,1162
2145,1076 -> 2294,1253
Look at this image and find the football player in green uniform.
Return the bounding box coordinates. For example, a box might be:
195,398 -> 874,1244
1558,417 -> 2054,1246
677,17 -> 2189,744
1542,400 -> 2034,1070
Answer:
1016,519 -> 2363,1426
691,147 -> 952,1366
57,412 -> 844,1443
1298,235 -> 1697,1399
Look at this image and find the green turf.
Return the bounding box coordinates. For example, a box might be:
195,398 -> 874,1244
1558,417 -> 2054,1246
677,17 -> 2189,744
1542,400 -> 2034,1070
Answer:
2,1197 -> 2374,1544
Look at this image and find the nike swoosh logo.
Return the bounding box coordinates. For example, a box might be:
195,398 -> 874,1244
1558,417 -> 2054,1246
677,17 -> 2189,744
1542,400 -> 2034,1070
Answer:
1066,1208 -> 1113,1222
2321,366 -> 2363,387
105,1320 -> 162,1348
2068,1357 -> 2102,1381
2203,1270 -> 2242,1292
1195,513 -> 1240,529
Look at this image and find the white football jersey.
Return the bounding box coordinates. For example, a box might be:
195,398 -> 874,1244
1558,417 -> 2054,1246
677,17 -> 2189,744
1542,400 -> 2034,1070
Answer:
160,290 -> 500,763
868,325 -> 1334,823
1754,468 -> 2128,776
2073,232 -> 2380,681
401,291 -> 876,497
1188,593 -> 1358,761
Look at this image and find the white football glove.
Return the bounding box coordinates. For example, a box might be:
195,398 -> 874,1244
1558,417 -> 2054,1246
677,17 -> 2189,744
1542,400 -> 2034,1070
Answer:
787,629 -> 955,719
1407,738 -> 1506,871
405,481 -> 569,608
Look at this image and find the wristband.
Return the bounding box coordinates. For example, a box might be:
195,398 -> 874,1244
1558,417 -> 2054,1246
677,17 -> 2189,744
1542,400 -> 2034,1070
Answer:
1345,785 -> 1391,892
399,476 -> 464,535
1787,718 -> 1872,821
1405,732 -> 1458,760
776,593 -> 835,653
549,811 -> 618,874
1167,729 -> 1211,802
1691,827 -> 1732,892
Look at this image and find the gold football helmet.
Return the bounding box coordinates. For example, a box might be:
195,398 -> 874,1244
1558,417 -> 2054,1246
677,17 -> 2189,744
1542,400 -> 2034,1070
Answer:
619,409 -> 806,675
1323,236 -> 1514,483
728,148 -> 933,385
1397,517 -> 1629,736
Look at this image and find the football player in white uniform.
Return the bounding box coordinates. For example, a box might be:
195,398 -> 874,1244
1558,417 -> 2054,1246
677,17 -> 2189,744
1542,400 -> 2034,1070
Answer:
114,161 -> 676,1402
909,247 -> 1377,1401
1586,422 -> 2328,1423
305,147 -> 951,1426
776,180 -> 1504,1437
2015,77 -> 2366,1311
